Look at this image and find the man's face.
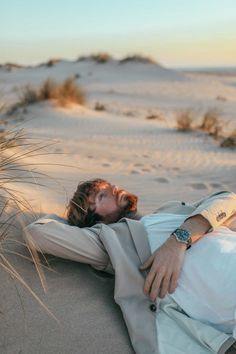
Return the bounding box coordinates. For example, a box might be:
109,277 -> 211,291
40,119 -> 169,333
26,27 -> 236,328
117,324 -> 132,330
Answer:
88,182 -> 138,224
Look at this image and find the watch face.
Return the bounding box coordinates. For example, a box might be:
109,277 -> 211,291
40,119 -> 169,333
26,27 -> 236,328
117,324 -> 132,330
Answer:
174,228 -> 190,242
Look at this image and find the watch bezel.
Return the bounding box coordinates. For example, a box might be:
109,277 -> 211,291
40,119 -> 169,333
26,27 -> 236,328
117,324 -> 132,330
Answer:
172,228 -> 192,248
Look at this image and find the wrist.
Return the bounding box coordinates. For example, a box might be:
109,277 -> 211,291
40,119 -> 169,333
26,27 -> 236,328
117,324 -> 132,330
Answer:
171,228 -> 192,249
168,235 -> 188,251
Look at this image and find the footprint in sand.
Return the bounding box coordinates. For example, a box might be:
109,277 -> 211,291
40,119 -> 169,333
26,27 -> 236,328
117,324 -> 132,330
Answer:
130,170 -> 140,174
87,155 -> 94,159
134,163 -> 144,167
102,163 -> 111,167
190,183 -> 208,190
141,168 -> 152,172
155,177 -> 169,183
143,154 -> 150,158
210,183 -> 223,189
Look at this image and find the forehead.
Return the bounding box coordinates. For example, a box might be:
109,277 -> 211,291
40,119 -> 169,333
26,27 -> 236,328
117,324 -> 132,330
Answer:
93,181 -> 110,192
88,181 -> 111,203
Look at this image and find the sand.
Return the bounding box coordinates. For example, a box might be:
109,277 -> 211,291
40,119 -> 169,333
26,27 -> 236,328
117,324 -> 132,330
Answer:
0,59 -> 235,353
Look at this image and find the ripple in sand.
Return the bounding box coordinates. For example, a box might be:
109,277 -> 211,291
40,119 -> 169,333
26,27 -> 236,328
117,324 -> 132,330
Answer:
190,183 -> 208,190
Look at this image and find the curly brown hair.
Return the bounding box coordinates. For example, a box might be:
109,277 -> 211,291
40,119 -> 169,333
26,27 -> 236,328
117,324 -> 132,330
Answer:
67,178 -> 111,227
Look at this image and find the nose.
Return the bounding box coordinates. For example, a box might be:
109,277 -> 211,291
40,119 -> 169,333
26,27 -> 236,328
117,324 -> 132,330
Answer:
111,185 -> 118,195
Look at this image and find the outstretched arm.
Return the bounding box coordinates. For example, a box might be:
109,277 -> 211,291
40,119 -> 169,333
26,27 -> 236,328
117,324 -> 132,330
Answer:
140,191 -> 236,301
23,216 -> 112,273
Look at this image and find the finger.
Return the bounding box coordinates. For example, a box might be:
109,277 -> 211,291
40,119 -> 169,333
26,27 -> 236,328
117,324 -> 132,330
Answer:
149,272 -> 164,302
143,266 -> 157,295
169,270 -> 180,294
159,272 -> 172,299
140,255 -> 154,270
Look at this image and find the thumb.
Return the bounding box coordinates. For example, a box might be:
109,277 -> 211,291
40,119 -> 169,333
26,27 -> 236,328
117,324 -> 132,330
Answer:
139,255 -> 154,270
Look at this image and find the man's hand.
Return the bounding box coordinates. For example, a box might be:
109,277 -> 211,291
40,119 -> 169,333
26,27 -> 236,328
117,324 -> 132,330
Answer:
140,236 -> 187,301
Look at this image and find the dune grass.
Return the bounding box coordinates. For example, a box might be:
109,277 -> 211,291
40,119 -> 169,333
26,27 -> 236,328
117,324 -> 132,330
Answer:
94,102 -> 106,111
220,130 -> 236,149
119,54 -> 157,64
0,128 -> 59,320
199,109 -> 223,140
19,77 -> 86,107
176,110 -> 194,131
175,108 -> 236,148
78,53 -> 112,63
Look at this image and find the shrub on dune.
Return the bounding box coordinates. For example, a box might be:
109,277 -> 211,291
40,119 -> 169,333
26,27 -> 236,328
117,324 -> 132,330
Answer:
39,78 -> 58,100
19,85 -> 40,105
176,110 -> 194,131
56,78 -> 86,107
19,78 -> 86,108
120,54 -> 157,64
78,53 -> 112,63
94,102 -> 106,111
91,53 -> 112,63
220,130 -> 236,149
199,109 -> 223,139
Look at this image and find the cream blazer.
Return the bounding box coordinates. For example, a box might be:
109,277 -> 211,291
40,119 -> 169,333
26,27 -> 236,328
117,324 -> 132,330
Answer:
24,191 -> 236,354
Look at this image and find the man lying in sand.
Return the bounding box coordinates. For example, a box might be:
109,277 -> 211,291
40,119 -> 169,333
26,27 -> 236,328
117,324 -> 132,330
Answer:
24,179 -> 236,354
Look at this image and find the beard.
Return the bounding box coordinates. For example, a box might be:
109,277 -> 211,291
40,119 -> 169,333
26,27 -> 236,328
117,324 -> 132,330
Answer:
117,190 -> 138,212
102,190 -> 138,224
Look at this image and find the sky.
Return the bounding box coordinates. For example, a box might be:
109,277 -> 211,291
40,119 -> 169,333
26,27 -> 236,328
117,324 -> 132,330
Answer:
0,0 -> 235,68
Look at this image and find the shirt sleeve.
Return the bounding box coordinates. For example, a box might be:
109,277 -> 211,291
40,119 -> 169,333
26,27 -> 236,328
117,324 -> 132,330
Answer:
187,191 -> 236,231
23,217 -> 112,273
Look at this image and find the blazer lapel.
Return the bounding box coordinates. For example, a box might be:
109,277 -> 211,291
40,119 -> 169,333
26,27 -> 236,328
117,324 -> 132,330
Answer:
123,218 -> 151,264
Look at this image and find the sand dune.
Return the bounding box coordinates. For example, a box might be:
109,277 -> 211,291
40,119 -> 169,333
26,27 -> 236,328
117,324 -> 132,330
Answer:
0,58 -> 235,353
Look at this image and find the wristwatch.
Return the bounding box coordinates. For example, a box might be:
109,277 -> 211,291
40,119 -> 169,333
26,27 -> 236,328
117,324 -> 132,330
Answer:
171,228 -> 192,249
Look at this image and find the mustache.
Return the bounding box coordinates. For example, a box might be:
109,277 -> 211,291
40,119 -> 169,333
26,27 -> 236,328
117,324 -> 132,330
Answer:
117,190 -> 138,212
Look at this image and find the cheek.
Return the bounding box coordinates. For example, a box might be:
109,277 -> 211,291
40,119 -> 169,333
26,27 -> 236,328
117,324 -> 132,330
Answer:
100,199 -> 118,215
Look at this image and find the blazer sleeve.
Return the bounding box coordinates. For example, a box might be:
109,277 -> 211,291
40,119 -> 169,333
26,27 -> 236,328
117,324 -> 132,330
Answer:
187,191 -> 236,231
23,217 -> 111,272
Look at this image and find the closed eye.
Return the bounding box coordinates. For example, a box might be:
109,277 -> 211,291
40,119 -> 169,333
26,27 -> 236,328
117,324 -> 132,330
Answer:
99,191 -> 107,200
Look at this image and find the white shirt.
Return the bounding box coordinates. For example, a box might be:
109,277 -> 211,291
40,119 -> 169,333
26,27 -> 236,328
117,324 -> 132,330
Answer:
141,213 -> 236,337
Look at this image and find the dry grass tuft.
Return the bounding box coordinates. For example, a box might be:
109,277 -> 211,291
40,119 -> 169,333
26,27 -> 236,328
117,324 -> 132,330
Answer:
19,78 -> 86,107
199,109 -> 224,139
39,78 -> 58,100
0,128 -> 60,320
220,130 -> 236,149
94,102 -> 106,111
78,53 -> 112,63
91,53 -> 112,63
37,58 -> 61,67
19,85 -> 40,105
0,62 -> 24,71
176,110 -> 194,131
120,54 -> 157,64
56,78 -> 86,107
146,112 -> 164,121
46,59 -> 61,67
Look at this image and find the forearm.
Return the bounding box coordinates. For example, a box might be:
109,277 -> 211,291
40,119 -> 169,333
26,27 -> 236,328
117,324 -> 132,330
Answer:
179,214 -> 211,244
191,191 -> 236,231
24,220 -> 110,271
